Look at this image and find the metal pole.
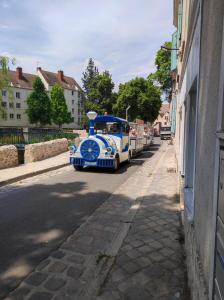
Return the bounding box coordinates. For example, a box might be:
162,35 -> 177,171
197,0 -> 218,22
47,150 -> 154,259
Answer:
126,105 -> 131,121
89,120 -> 95,136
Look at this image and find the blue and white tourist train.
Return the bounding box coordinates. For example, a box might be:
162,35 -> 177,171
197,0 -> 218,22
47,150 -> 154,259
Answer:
70,112 -> 131,171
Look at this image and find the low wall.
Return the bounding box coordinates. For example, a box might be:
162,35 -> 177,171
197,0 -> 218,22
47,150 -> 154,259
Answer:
0,145 -> 18,169
25,138 -> 68,163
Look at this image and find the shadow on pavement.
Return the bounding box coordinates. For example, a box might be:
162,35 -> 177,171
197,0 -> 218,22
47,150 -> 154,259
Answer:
0,143 -> 162,298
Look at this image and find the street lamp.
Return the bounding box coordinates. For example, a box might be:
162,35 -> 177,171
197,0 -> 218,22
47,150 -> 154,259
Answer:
126,105 -> 131,121
87,111 -> 97,136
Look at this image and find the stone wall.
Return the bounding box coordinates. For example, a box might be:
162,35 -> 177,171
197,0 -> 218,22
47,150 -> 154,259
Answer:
0,145 -> 18,169
25,138 -> 68,163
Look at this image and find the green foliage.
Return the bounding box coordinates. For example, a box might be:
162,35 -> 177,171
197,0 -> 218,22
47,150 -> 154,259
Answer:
26,77 -> 51,126
114,77 -> 161,122
82,58 -> 99,94
84,68 -> 116,114
149,41 -> 172,94
0,56 -> 15,119
50,84 -> 73,127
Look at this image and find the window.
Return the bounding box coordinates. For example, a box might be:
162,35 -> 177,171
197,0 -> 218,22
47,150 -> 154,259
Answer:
10,113 -> 14,119
17,114 -> 21,120
16,92 -> 20,99
16,103 -> 21,109
72,108 -> 74,114
72,100 -> 75,105
2,90 -> 6,97
9,102 -> 14,108
184,79 -> 198,221
71,91 -> 74,96
2,111 -> 7,120
1,101 -> 7,107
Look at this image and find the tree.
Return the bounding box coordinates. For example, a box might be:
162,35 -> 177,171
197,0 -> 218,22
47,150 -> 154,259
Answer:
114,77 -> 161,122
0,56 -> 15,119
149,41 -> 172,95
50,84 -> 73,127
26,77 -> 51,126
86,71 -> 116,113
82,58 -> 99,94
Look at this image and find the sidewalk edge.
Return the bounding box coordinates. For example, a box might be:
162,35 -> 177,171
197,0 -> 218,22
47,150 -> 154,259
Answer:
0,163 -> 69,187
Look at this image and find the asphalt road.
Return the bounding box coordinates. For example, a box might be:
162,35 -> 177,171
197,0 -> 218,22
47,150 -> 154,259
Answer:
0,143 -> 160,299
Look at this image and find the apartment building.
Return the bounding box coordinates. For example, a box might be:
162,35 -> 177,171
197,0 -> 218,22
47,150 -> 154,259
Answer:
0,67 -> 84,128
171,1 -> 224,299
0,67 -> 36,127
37,67 -> 83,128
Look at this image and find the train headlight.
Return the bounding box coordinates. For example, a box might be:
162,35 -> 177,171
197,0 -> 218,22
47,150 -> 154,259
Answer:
70,145 -> 77,155
107,147 -> 112,153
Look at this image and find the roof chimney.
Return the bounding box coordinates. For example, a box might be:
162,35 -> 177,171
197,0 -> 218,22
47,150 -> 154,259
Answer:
57,70 -> 64,81
16,67 -> 23,80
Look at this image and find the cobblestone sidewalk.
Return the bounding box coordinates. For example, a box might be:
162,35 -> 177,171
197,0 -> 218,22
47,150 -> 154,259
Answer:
97,145 -> 189,300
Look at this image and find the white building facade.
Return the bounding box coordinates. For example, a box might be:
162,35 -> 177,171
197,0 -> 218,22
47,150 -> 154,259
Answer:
171,1 -> 224,300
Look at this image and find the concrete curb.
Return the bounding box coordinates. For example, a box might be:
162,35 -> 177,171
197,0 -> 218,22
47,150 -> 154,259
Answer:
0,162 -> 70,187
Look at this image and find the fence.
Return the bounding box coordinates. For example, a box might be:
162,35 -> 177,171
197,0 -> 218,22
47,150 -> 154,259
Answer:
0,128 -> 78,146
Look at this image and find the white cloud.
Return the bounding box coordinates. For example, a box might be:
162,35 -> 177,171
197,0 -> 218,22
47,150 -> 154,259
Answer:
0,0 -> 175,87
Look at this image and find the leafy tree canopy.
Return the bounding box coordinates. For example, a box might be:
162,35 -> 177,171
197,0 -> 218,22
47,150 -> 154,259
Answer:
26,77 -> 51,126
149,41 -> 172,94
50,84 -> 73,127
85,69 -> 116,115
114,77 -> 161,122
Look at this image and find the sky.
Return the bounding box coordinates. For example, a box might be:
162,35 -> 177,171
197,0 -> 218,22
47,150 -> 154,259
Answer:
0,0 -> 174,89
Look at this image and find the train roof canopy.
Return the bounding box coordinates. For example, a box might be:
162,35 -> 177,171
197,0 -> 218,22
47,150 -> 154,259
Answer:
94,115 -> 128,124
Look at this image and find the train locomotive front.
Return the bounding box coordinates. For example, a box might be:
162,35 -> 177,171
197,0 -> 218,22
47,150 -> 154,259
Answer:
70,113 -> 131,171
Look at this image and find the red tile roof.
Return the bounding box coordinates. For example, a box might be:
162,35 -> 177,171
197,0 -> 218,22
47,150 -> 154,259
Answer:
160,103 -> 170,114
38,69 -> 82,91
8,70 -> 36,89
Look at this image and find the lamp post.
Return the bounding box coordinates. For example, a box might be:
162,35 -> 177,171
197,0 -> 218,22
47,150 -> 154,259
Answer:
126,105 -> 131,121
87,111 -> 97,136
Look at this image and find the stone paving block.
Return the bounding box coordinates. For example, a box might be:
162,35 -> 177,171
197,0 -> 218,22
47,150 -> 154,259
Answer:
125,286 -> 152,300
44,277 -> 66,291
122,261 -> 141,274
8,286 -> 31,300
67,266 -> 82,279
117,279 -> 133,293
126,249 -> 141,259
66,253 -> 85,264
128,239 -> 144,248
48,262 -> 67,273
131,271 -> 149,285
27,292 -> 53,300
138,244 -> 153,254
159,247 -> 175,257
25,272 -> 48,286
137,256 -> 152,268
111,267 -> 126,283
